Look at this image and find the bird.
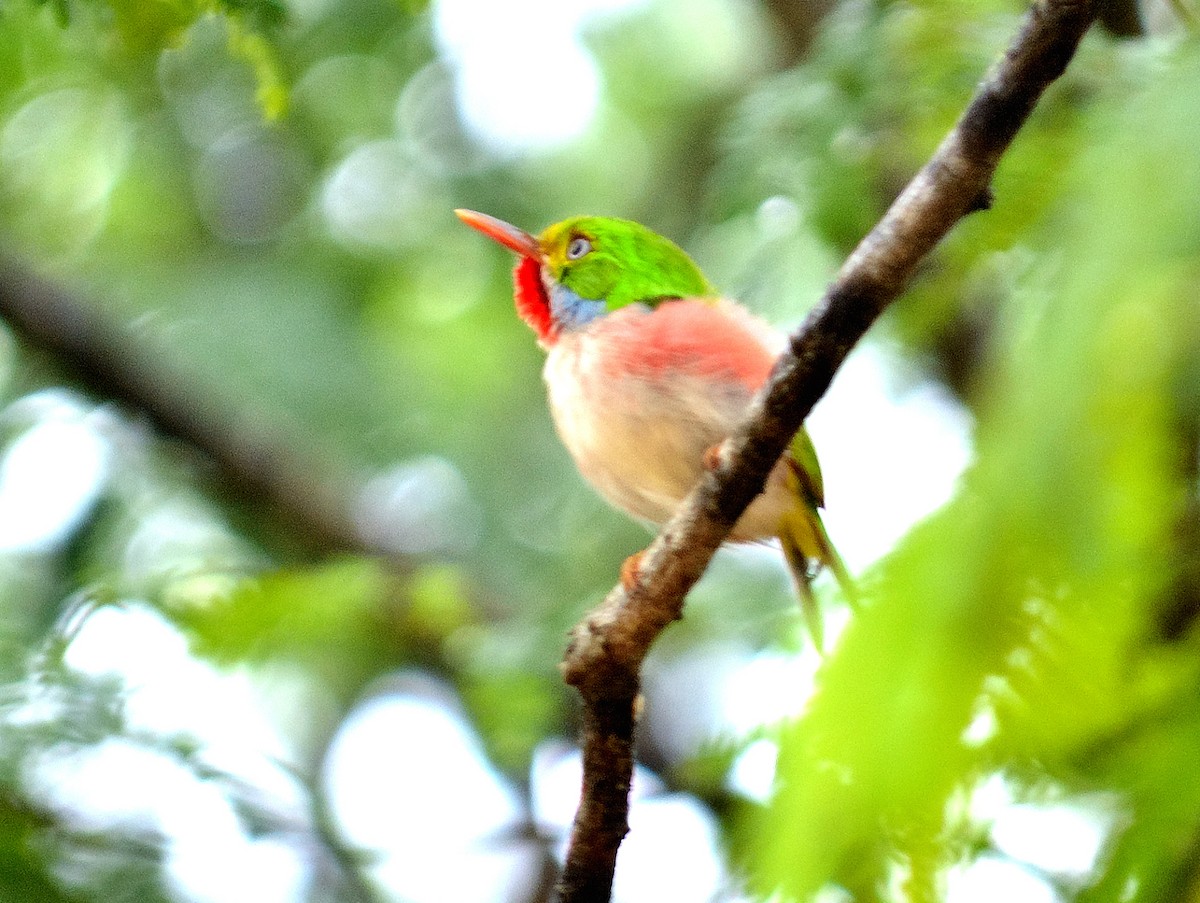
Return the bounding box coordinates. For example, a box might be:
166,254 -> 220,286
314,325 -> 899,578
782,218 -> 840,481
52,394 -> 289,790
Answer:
456,208 -> 853,647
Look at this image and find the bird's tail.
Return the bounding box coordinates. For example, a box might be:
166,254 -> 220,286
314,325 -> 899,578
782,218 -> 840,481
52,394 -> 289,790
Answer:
779,505 -> 855,652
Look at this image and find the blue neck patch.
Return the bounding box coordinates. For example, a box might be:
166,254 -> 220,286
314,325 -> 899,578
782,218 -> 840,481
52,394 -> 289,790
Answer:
548,282 -> 607,332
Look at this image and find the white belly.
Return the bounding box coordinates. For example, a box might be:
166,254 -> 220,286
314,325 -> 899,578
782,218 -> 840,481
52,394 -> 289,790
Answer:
543,326 -> 792,540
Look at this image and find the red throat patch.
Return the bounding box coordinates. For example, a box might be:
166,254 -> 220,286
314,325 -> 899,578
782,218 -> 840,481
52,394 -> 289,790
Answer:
513,257 -> 555,344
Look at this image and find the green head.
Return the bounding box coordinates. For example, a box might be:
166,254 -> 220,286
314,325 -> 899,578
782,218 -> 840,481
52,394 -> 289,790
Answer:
536,215 -> 715,310
456,210 -> 715,341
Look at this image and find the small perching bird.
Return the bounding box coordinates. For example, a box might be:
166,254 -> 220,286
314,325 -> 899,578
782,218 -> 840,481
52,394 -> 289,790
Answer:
457,209 -> 852,646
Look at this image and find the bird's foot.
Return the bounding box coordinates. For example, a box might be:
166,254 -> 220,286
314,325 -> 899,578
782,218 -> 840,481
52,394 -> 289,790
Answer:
703,440 -> 729,471
620,550 -> 646,591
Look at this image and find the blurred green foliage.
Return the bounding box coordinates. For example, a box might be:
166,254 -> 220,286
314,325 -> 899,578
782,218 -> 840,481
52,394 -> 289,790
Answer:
0,0 -> 1197,901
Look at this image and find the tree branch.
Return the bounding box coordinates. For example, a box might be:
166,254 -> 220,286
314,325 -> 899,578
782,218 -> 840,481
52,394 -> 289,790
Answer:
553,2 -> 1100,901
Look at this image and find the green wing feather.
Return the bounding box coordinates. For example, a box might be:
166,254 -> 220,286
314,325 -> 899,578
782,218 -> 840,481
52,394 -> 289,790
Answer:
780,426 -> 855,651
789,426 -> 825,508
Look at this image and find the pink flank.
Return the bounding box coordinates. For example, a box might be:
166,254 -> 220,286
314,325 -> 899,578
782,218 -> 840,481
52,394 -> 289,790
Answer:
602,299 -> 778,393
513,258 -> 556,345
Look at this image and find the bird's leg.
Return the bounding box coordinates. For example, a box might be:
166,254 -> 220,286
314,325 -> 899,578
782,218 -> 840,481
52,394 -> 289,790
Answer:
620,550 -> 646,591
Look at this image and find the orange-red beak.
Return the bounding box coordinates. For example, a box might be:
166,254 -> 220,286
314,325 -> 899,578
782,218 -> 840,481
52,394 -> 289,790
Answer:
455,209 -> 541,259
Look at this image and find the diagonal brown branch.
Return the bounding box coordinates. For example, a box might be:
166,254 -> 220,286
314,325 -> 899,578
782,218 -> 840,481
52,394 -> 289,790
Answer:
553,2 -> 1100,901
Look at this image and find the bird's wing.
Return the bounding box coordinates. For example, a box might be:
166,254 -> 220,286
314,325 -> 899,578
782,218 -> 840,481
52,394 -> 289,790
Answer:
788,427 -> 826,509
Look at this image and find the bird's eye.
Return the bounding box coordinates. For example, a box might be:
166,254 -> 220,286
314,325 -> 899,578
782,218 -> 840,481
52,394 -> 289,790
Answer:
566,236 -> 591,260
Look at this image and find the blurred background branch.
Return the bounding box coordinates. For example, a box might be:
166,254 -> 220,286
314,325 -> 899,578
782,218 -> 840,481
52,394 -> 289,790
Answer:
0,258 -> 401,566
